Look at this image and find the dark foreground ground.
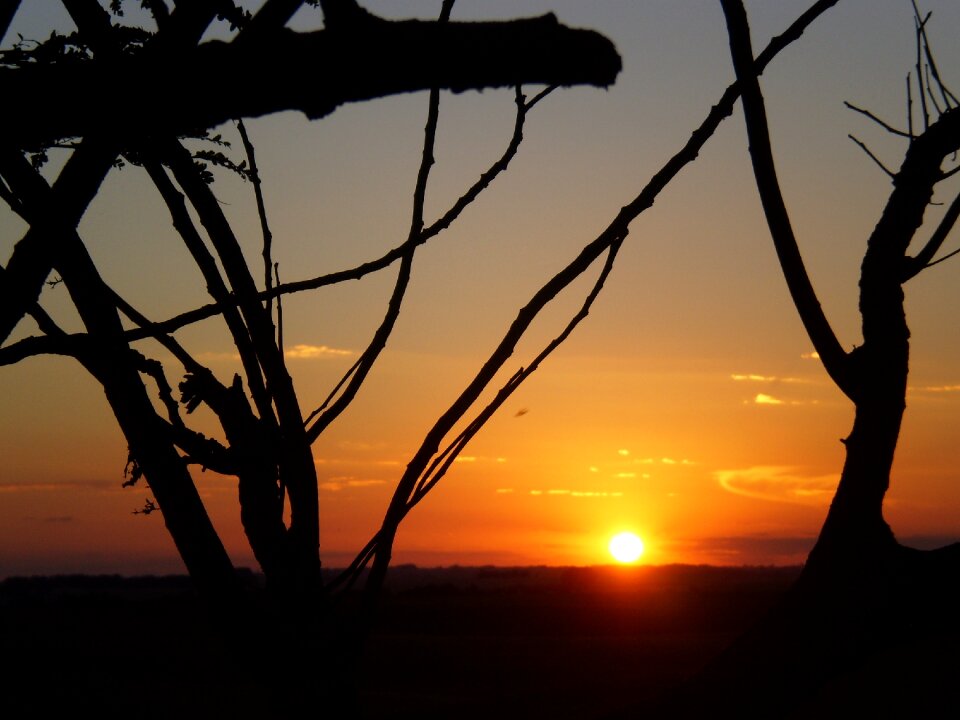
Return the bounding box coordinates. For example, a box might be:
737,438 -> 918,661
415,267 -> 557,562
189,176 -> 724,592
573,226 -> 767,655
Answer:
1,564 -> 801,718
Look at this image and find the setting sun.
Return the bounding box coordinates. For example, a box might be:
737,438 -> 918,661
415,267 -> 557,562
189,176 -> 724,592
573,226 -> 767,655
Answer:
609,532 -> 645,564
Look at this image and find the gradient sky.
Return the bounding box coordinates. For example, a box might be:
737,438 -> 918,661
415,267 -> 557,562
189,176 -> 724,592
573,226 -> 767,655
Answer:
2,1 -> 960,576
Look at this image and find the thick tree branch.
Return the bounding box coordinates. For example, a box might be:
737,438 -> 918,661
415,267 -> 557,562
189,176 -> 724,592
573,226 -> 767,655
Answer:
721,0 -> 853,400
3,13 -> 621,148
0,140 -> 117,344
0,1 -> 20,46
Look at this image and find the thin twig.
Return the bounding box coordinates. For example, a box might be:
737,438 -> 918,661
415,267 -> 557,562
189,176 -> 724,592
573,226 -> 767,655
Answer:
914,10 -> 930,130
303,356 -> 363,428
914,0 -> 958,110
924,65 -> 943,117
236,119 -> 275,316
942,164 -> 960,181
922,245 -> 960,269
907,74 -> 915,142
274,262 -> 284,359
844,101 -> 911,138
109,285 -> 208,375
848,134 -> 896,179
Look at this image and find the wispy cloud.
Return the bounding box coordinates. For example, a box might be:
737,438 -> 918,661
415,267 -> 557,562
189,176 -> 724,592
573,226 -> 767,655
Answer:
0,480 -> 113,494
199,344 -> 354,363
446,455 -> 506,464
668,534 -> 817,564
801,351 -> 820,360
523,488 -> 624,498
284,344 -> 353,360
750,393 -> 815,406
714,466 -> 839,505
914,384 -> 960,393
319,478 -> 387,492
631,457 -> 694,466
313,455 -> 401,468
731,373 -> 807,384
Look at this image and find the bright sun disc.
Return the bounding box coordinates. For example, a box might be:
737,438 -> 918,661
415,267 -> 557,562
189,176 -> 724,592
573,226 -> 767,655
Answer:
609,532 -> 644,563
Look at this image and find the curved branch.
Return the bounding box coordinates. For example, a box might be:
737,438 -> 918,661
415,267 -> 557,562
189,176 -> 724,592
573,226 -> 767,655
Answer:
408,241 -> 622,512
721,0 -> 853,399
306,84 -> 536,441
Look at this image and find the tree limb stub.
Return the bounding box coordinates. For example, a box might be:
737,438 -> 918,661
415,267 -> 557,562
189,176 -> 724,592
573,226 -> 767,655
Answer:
3,15 -> 621,148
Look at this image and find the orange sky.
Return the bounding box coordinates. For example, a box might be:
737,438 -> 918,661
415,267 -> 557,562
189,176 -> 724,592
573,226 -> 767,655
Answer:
2,1 -> 960,576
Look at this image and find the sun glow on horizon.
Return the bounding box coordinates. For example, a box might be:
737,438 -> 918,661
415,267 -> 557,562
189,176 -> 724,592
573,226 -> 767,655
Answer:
608,532 -> 645,564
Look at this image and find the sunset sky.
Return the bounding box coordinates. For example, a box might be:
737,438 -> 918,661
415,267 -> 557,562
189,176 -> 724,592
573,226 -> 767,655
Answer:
2,0 -> 960,577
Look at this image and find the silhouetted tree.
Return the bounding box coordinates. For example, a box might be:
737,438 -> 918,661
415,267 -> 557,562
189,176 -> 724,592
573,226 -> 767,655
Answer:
0,0 -> 622,711
632,1 -> 960,716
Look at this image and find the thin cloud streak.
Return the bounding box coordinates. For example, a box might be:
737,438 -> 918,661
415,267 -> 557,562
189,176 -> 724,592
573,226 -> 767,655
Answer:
715,465 -> 839,505
731,373 -> 808,384
199,343 -> 354,363
284,344 -> 354,359
914,384 -> 960,393
319,478 -> 387,492
0,480 -> 114,494
523,488 -> 624,498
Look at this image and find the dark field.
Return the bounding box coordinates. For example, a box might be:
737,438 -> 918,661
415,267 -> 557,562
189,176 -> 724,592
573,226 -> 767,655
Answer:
2,565 -> 803,718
